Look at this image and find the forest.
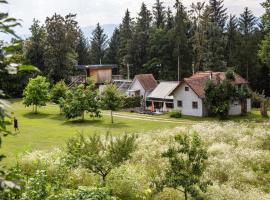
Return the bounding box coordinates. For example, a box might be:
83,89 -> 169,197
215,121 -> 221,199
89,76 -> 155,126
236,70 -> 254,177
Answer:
1,0 -> 270,98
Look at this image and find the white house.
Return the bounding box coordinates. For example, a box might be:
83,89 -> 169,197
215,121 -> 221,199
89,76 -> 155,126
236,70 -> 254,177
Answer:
169,71 -> 251,117
128,74 -> 158,103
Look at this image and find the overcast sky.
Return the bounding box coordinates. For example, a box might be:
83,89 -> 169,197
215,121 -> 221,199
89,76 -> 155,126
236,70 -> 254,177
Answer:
1,0 -> 265,38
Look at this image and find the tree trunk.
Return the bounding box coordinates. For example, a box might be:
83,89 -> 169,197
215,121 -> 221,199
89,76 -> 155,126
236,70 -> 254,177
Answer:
260,101 -> 268,117
102,175 -> 107,186
35,105 -> 38,114
184,189 -> 188,200
82,111 -> 85,121
111,110 -> 114,124
241,100 -> 247,115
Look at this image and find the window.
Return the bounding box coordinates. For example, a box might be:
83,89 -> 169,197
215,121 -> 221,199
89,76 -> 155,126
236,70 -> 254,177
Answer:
185,87 -> 189,91
192,101 -> 198,109
177,100 -> 182,107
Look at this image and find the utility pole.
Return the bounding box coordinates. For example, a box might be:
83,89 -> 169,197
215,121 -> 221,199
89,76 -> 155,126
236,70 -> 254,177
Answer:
127,63 -> 130,81
178,55 -> 180,82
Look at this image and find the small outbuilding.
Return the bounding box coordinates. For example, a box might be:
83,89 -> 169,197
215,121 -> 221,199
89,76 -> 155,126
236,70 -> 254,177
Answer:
146,82 -> 179,112
72,64 -> 117,86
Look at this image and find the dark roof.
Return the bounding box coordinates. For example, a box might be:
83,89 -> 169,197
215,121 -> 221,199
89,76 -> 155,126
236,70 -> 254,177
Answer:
170,71 -> 248,99
134,74 -> 158,91
76,64 -> 117,70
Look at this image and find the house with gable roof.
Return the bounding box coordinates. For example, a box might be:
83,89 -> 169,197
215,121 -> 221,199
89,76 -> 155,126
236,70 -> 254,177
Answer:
128,74 -> 157,98
169,71 -> 252,117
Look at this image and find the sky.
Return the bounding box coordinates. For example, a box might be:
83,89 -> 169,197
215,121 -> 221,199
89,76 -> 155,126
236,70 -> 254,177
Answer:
0,0 -> 265,40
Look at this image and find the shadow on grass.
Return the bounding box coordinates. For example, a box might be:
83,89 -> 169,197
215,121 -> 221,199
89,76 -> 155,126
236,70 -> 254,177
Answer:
62,119 -> 130,129
23,112 -> 51,119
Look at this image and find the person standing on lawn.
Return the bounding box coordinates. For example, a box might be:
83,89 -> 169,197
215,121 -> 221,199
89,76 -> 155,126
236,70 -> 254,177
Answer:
14,117 -> 19,132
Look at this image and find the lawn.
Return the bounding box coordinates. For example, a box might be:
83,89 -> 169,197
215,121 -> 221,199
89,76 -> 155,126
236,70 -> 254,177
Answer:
1,100 -> 183,166
1,100 -> 268,166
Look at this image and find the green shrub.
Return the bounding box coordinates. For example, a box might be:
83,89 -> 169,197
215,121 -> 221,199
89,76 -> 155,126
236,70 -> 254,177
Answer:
50,80 -> 68,104
169,110 -> 182,118
123,96 -> 141,109
47,187 -> 120,200
107,165 -> 151,200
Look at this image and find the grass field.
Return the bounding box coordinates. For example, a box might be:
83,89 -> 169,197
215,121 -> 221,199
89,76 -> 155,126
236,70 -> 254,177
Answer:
1,100 -> 268,166
2,100 -> 185,166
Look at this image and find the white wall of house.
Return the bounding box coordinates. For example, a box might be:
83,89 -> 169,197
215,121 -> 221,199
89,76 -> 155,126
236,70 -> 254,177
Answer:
173,83 -> 204,117
229,99 -> 252,115
128,79 -> 146,97
229,100 -> 242,115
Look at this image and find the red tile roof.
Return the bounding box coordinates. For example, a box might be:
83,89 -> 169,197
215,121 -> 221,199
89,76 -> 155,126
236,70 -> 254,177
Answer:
134,74 -> 158,91
172,71 -> 248,99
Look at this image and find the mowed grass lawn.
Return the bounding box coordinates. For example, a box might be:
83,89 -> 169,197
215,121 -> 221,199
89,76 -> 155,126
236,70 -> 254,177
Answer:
2,100 -> 183,166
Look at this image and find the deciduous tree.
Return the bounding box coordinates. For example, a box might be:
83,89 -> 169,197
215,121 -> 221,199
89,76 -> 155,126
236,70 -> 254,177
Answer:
23,76 -> 50,113
99,84 -> 123,124
44,13 -> 79,83
66,134 -> 137,185
162,133 -> 210,200
60,83 -> 100,121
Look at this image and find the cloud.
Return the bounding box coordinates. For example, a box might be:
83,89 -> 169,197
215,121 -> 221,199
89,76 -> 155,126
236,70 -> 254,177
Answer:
1,0 -> 265,40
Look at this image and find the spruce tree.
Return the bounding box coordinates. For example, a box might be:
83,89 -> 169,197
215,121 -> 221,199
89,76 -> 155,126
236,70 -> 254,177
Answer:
165,7 -> 174,30
173,0 -> 192,80
130,3 -> 152,75
77,30 -> 90,65
225,15 -> 239,68
209,0 -> 228,28
106,28 -> 120,65
190,2 -> 207,71
153,0 -> 166,29
261,0 -> 270,31
119,9 -> 133,76
238,7 -> 257,80
90,23 -> 108,64
203,0 -> 227,71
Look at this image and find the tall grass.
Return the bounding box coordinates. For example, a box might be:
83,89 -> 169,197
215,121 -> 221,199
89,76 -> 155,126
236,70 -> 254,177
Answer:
18,121 -> 270,200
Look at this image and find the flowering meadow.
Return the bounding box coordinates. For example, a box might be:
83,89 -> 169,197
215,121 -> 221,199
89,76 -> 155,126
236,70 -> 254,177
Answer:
7,121 -> 270,200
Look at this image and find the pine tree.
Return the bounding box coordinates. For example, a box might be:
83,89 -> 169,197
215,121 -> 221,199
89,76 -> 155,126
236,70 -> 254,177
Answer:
209,0 -> 228,28
106,28 -> 120,65
238,7 -> 257,80
153,0 -> 166,29
173,0 -> 192,80
90,23 -> 108,64
130,3 -> 152,75
261,0 -> 270,31
119,9 -> 133,76
166,7 -> 174,30
77,30 -> 90,65
136,3 -> 152,32
203,0 -> 227,71
225,15 -> 239,68
190,2 -> 207,71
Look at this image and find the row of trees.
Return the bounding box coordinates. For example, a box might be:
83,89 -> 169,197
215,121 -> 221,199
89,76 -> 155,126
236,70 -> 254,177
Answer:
3,0 -> 264,98
22,76 -> 124,123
